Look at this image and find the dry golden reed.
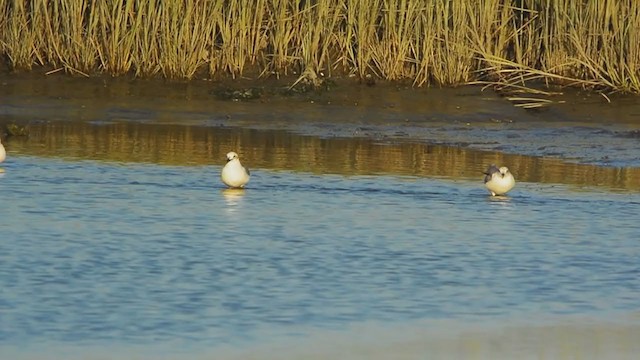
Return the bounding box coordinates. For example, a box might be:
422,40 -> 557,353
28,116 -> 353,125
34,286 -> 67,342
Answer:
1,0 -> 639,93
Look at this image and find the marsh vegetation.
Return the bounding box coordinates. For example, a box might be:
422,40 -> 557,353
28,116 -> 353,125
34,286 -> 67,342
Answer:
1,0 -> 639,95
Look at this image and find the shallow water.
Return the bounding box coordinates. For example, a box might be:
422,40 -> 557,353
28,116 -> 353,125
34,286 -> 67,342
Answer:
1,151 -> 640,358
1,73 -> 640,359
6,120 -> 640,191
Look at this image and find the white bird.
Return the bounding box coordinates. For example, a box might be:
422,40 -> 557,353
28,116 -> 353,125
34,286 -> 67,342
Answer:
483,164 -> 515,196
221,151 -> 250,188
0,138 -> 6,163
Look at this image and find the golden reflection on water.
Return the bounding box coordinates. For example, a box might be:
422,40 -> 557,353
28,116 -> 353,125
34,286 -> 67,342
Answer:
6,121 -> 640,191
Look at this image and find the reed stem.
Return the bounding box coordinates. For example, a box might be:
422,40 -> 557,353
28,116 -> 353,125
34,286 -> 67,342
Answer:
1,0 -> 638,93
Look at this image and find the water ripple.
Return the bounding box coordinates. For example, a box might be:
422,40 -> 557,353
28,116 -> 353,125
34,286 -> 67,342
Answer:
1,156 -> 639,351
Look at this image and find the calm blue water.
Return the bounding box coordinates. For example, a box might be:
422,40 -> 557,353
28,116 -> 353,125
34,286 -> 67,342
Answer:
1,155 -> 639,355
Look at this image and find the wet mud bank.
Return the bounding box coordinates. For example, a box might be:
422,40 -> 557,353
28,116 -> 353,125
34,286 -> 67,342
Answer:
1,72 -> 639,185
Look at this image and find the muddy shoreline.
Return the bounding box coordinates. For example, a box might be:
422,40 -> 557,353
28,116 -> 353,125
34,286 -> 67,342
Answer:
2,71 -> 639,169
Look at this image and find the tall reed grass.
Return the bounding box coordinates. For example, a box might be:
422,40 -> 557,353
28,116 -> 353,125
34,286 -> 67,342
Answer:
1,0 -> 639,93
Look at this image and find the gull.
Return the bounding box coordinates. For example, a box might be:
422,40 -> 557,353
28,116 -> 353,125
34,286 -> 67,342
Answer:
483,164 -> 515,196
221,151 -> 250,188
0,138 -> 6,163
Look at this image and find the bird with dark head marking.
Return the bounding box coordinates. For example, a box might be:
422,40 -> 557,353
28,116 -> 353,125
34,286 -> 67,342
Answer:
483,164 -> 515,196
221,151 -> 250,188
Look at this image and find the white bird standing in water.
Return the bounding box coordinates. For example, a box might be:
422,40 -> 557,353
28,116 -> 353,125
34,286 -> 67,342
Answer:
221,151 -> 250,188
0,138 -> 6,163
483,164 -> 515,196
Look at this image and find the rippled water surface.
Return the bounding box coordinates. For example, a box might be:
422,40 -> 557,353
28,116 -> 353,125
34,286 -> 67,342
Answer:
1,74 -> 640,359
2,151 -> 640,358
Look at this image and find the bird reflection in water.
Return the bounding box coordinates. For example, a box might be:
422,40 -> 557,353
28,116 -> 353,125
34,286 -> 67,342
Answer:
221,188 -> 246,213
